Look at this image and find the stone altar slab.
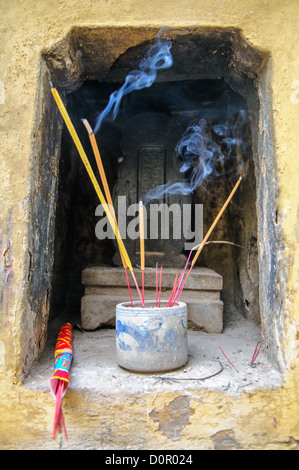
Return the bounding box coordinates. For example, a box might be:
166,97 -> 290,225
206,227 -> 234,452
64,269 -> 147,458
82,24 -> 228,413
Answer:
81,266 -> 223,333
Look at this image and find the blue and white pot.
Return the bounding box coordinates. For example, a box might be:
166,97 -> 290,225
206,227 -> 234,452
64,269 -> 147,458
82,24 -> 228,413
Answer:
116,300 -> 188,372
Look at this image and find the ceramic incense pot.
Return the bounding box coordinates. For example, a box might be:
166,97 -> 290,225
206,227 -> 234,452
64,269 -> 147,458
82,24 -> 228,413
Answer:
116,300 -> 188,372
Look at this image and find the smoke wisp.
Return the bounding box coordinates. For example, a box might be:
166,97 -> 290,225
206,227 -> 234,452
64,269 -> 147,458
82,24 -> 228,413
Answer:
144,110 -> 248,204
93,30 -> 173,134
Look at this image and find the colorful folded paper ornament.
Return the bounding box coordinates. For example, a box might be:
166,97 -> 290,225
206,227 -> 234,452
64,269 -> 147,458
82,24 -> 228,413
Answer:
49,322 -> 73,439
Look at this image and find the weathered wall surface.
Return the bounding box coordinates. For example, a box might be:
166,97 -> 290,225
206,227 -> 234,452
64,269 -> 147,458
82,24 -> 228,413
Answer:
0,0 -> 298,450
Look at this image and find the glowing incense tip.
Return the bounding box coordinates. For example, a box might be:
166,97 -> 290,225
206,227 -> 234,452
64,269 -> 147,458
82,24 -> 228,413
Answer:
81,118 -> 93,135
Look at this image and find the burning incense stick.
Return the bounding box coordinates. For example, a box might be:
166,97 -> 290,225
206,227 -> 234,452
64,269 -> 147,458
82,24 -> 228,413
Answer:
139,201 -> 145,303
82,118 -> 133,306
51,87 -> 144,306
82,119 -> 112,208
175,177 -> 242,302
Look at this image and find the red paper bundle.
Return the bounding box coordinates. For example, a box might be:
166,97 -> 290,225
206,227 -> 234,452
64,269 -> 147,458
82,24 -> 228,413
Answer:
49,322 -> 73,439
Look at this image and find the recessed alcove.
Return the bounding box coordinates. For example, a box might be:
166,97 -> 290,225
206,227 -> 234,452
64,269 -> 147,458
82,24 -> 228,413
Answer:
25,26 -> 283,389
51,76 -> 257,327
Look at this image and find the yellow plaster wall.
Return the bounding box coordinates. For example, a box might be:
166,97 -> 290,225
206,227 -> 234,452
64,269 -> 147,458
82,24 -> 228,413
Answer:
0,0 -> 298,449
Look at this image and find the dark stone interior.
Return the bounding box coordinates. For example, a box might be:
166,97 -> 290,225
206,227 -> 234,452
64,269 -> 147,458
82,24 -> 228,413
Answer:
50,77 -> 259,325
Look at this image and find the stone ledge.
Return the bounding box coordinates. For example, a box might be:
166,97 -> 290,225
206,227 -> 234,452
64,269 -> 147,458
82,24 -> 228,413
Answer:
82,266 -> 223,291
81,266 -> 223,332
84,286 -> 220,300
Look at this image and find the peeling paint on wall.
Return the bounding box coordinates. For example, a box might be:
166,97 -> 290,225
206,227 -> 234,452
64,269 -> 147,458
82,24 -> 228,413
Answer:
211,429 -> 242,450
149,395 -> 195,440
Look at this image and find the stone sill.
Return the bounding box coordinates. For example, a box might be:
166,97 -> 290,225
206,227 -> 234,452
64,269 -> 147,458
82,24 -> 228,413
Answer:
24,311 -> 283,397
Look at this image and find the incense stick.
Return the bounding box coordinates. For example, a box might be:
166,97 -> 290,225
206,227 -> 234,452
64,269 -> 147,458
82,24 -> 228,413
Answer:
82,118 -> 133,306
171,249 -> 193,306
156,263 -> 158,307
168,271 -> 183,307
166,274 -> 178,307
139,201 -> 145,303
159,265 -> 162,307
53,380 -> 66,439
250,341 -> 262,366
82,119 -> 112,209
131,271 -> 144,307
191,177 -> 242,267
51,87 -> 144,306
219,346 -> 239,373
125,267 -> 133,307
176,177 -> 243,302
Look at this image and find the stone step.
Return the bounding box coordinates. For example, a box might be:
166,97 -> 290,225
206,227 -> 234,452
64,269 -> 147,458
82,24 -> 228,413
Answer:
84,286 -> 220,300
81,266 -> 223,333
82,266 -> 223,291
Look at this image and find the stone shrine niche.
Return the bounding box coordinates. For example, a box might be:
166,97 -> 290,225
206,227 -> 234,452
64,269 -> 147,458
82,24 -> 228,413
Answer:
39,26 -> 270,341
112,112 -> 192,268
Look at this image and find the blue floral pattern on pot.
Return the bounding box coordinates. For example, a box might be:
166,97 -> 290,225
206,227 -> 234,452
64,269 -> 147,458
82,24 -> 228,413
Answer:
115,301 -> 188,372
